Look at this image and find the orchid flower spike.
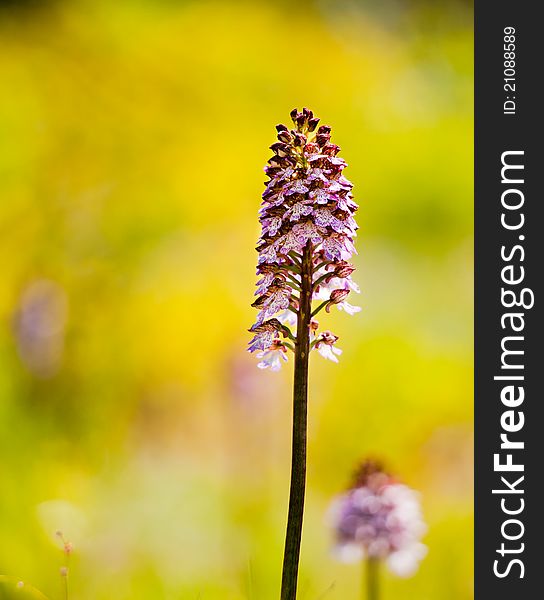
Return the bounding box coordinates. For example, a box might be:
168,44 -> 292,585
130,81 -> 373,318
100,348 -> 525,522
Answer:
248,108 -> 360,369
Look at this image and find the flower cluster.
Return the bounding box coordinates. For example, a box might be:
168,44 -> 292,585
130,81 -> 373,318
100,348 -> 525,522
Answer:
248,108 -> 360,369
329,460 -> 427,577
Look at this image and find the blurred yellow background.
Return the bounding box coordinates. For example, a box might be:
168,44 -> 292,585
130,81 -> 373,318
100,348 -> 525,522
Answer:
0,0 -> 473,598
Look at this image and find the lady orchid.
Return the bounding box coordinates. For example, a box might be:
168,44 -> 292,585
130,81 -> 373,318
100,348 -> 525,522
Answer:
249,108 -> 360,370
248,109 -> 360,600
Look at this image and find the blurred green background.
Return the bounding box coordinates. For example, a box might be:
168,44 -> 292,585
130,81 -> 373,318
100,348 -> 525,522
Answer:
0,0 -> 473,598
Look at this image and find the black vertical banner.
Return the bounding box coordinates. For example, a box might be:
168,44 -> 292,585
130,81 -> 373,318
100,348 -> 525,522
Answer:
475,1 -> 542,598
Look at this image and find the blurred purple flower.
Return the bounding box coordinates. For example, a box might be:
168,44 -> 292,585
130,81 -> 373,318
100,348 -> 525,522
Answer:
12,279 -> 68,378
330,461 -> 427,577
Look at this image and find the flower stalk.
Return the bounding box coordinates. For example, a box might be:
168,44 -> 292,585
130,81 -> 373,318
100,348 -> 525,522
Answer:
280,241 -> 312,599
365,557 -> 380,600
56,531 -> 72,600
248,108 -> 360,598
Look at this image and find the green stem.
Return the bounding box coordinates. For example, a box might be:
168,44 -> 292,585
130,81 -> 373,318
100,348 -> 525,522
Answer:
283,264 -> 302,275
280,241 -> 313,600
311,300 -> 328,318
288,251 -> 302,266
285,272 -> 302,289
365,558 -> 380,600
312,273 -> 330,290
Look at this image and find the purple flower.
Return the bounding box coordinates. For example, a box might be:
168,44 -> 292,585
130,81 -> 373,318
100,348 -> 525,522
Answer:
253,285 -> 292,325
309,188 -> 332,204
306,167 -> 330,182
329,461 -> 427,577
285,179 -> 310,195
285,202 -> 314,222
248,322 -> 279,353
248,109 -> 360,369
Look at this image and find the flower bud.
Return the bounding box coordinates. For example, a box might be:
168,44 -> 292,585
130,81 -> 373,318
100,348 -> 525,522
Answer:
278,130 -> 293,143
296,113 -> 306,129
270,142 -> 291,157
333,262 -> 356,278
304,142 -> 319,154
351,459 -> 390,489
326,288 -> 350,312
316,133 -> 330,147
293,133 -> 307,147
251,295 -> 267,308
307,117 -> 320,132
322,143 -> 340,156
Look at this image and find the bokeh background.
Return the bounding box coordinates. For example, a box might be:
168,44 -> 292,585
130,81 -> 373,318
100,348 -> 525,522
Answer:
0,0 -> 473,598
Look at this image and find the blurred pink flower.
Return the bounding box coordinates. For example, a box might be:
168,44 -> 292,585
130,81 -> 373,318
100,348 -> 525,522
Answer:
330,461 -> 427,577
